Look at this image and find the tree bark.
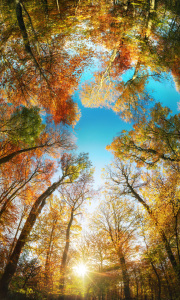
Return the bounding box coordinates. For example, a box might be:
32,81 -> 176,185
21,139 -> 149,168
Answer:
59,209 -> 74,298
118,248 -> 131,300
0,141 -> 57,166
15,0 -> 52,87
45,218 -> 57,290
0,175 -> 65,300
150,261 -> 161,300
41,0 -> 49,18
16,0 -> 31,53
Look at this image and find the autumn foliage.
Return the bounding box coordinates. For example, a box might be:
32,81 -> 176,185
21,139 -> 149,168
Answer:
0,0 -> 180,300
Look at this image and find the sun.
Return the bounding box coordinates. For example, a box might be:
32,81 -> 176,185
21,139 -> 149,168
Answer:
74,263 -> 88,277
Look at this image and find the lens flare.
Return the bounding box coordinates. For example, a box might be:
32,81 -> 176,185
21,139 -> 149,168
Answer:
74,263 -> 88,276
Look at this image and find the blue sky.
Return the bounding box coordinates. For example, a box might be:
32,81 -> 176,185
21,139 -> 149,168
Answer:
74,94 -> 131,187
73,65 -> 180,188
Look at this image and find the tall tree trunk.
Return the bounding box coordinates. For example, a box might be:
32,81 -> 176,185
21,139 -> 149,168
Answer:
7,210 -> 25,260
0,175 -> 65,300
124,176 -> 180,283
41,0 -> 49,18
144,235 -> 161,300
149,0 -> 155,12
160,263 -> 173,300
15,0 -> 51,87
119,248 -> 131,300
15,0 -> 31,53
45,219 -> 57,291
133,268 -> 139,300
150,261 -> 161,300
145,0 -> 156,39
0,142 -> 54,166
59,209 -> 74,299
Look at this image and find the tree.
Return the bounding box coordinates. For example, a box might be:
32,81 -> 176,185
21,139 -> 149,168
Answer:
15,252 -> 41,293
104,158 -> 180,285
0,0 -> 91,127
107,103 -> 180,167
80,0 -> 179,121
1,106 -> 45,146
58,164 -> 94,299
0,119 -> 74,166
28,196 -> 67,296
0,152 -> 92,299
0,156 -> 53,220
92,193 -> 139,300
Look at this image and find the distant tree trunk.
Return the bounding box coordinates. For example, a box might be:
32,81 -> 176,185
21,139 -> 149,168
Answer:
41,0 -> 49,18
150,261 -> 161,300
15,0 -> 51,86
149,0 -> 155,12
15,0 -> 31,53
0,175 -> 65,300
45,219 -> 57,290
59,209 -> 74,299
145,0 -> 156,39
133,268 -> 139,300
118,248 -> 131,300
7,210 -> 25,259
160,263 -> 173,300
56,0 -> 60,13
144,238 -> 161,300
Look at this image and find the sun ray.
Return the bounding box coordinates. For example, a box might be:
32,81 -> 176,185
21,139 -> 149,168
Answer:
73,263 -> 88,277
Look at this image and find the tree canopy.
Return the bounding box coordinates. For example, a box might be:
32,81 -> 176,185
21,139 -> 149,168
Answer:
0,0 -> 180,300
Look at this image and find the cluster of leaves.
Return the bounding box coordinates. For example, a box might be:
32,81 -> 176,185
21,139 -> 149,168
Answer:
3,106 -> 45,146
